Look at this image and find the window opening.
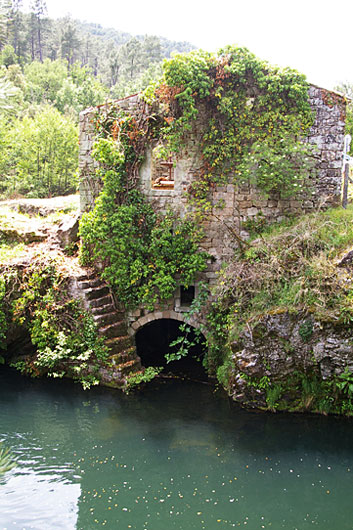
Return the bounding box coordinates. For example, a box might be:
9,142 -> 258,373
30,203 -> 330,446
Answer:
180,285 -> 195,307
151,155 -> 174,190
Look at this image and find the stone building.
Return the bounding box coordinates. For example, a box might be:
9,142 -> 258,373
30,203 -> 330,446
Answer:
79,85 -> 347,330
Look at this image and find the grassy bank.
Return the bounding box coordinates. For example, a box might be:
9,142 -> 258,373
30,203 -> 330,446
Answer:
210,204 -> 353,414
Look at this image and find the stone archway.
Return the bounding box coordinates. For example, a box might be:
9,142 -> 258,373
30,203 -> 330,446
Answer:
131,313 -> 207,380
129,309 -> 191,335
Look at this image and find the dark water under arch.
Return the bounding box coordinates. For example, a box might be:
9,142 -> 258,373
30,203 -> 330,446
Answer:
135,318 -> 207,380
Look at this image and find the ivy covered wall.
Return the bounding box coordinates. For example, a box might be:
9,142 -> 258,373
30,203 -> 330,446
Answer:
78,48 -> 347,318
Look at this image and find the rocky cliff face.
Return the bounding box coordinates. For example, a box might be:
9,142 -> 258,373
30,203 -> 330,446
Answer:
228,309 -> 353,412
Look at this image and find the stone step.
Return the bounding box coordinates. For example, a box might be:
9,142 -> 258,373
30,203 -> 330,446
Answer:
122,346 -> 138,359
105,335 -> 133,354
91,304 -> 124,319
77,270 -> 96,282
78,278 -> 103,290
98,368 -> 125,389
115,359 -> 141,376
108,352 -> 131,366
77,280 -> 91,289
88,295 -> 112,308
84,286 -> 110,301
93,311 -> 122,327
99,320 -> 127,339
108,347 -> 138,366
91,303 -> 115,316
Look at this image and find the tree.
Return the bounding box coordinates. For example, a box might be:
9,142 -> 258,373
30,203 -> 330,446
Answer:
142,35 -> 161,66
0,43 -> 17,66
0,105 -> 78,197
24,58 -> 68,105
29,0 -> 47,62
60,17 -> 81,67
108,48 -> 120,87
0,0 -> 11,50
0,76 -> 21,112
120,37 -> 143,80
76,75 -> 107,109
9,0 -> 24,57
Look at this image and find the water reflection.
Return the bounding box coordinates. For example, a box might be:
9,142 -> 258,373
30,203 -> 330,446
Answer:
1,367 -> 353,529
1,469 -> 80,530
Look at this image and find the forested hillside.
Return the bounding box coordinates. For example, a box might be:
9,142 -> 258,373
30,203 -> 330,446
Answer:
0,0 -> 195,198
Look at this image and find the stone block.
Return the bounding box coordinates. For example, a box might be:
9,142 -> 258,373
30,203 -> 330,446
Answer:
246,207 -> 259,216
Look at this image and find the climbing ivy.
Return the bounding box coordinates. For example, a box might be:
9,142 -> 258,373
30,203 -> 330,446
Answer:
4,262 -> 109,388
79,106 -> 208,310
146,46 -> 315,201
80,46 -> 316,339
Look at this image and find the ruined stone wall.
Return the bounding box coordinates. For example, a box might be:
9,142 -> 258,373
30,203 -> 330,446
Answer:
78,87 -> 346,320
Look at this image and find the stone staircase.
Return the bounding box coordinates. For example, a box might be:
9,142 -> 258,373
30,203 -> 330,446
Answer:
73,270 -> 142,389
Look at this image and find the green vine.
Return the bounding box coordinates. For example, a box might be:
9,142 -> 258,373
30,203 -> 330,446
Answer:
4,262 -> 109,388
124,366 -> 163,393
79,107 -> 208,311
146,46 -> 315,202
80,46 -> 315,313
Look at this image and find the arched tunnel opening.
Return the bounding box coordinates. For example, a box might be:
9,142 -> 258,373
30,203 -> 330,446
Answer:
135,319 -> 208,381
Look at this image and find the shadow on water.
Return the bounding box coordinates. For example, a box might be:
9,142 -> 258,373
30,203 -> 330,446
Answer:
2,365 -> 353,456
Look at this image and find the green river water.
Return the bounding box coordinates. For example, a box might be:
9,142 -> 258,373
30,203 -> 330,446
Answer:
1,366 -> 353,529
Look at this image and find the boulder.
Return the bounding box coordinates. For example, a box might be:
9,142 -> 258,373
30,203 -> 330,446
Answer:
56,215 -> 80,249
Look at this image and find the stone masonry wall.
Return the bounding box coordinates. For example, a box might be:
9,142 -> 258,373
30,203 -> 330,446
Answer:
79,87 -> 346,323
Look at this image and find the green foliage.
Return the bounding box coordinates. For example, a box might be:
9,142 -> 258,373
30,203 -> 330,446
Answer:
24,59 -> 68,106
299,319 -> 313,342
236,136 -> 315,198
148,46 -> 314,202
216,357 -> 233,391
81,193 -> 207,310
0,105 -> 78,198
294,371 -> 336,414
165,322 -> 205,363
205,301 -> 232,375
214,204 -> 353,346
336,368 -> 353,397
238,365 -> 353,416
0,77 -> 21,114
165,284 -> 209,364
124,366 -> 162,392
79,111 -> 208,311
0,445 -> 16,475
7,262 -> 109,388
265,384 -> 283,411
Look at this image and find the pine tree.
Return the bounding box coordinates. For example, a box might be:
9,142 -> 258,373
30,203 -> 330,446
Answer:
29,0 -> 47,61
61,17 -> 81,67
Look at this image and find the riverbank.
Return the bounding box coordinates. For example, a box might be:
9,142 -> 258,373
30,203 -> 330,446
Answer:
3,197 -> 353,415
213,204 -> 353,414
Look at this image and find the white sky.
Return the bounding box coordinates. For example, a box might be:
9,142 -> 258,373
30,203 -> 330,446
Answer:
24,0 -> 353,90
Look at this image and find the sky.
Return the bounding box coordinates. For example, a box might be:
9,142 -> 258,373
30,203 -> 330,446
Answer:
23,0 -> 353,90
